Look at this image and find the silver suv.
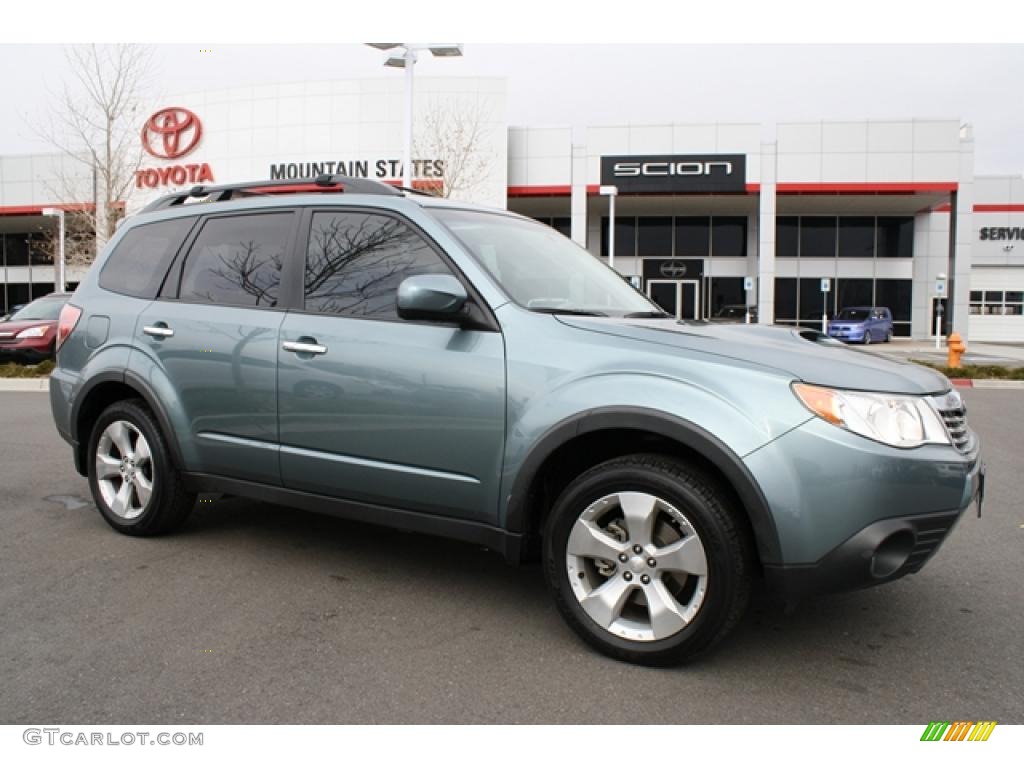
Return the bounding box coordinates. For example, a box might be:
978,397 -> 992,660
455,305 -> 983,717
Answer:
50,176 -> 985,665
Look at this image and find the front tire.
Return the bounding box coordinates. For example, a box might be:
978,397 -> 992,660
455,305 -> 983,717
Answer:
863,330 -> 872,345
87,399 -> 195,536
542,454 -> 754,666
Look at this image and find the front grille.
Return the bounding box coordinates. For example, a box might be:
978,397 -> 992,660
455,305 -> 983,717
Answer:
939,406 -> 970,452
929,391 -> 971,453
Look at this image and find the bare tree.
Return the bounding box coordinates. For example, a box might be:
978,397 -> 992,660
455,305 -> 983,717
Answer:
34,44 -> 154,262
413,95 -> 495,202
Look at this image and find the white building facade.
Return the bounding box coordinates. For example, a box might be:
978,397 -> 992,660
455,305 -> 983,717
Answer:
1,76 -> 1021,341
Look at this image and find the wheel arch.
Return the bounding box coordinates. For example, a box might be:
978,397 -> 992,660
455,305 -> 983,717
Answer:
504,407 -> 782,566
71,370 -> 185,476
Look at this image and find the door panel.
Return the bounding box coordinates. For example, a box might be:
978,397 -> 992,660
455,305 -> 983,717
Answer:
136,302 -> 284,483
277,315 -> 506,522
647,281 -> 677,317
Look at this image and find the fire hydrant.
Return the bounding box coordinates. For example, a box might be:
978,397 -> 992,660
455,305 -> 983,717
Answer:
947,332 -> 966,368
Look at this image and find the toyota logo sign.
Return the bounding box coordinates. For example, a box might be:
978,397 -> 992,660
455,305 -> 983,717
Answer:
141,107 -> 202,160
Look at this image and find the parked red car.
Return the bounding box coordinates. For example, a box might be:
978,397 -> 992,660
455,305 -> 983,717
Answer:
0,293 -> 73,363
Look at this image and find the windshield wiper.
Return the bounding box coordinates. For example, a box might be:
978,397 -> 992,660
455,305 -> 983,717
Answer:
624,311 -> 671,318
528,307 -> 608,317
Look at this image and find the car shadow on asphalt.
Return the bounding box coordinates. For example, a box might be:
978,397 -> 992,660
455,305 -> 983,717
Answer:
176,493 -> 921,671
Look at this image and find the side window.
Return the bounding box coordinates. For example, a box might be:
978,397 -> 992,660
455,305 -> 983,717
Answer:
98,217 -> 196,299
304,211 -> 452,319
178,213 -> 292,307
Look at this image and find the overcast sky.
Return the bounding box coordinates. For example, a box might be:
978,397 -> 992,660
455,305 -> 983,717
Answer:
3,43 -> 1022,175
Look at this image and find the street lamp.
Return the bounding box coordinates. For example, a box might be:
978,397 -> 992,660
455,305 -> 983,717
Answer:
367,43 -> 464,189
599,185 -> 618,271
41,207 -> 65,292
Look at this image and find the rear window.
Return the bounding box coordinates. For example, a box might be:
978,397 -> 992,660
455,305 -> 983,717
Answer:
99,217 -> 196,299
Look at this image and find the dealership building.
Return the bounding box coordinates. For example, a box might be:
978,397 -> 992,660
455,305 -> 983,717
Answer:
1,76 -> 1022,341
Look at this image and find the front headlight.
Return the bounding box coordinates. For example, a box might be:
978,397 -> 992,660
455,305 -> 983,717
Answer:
15,326 -> 48,339
793,382 -> 950,449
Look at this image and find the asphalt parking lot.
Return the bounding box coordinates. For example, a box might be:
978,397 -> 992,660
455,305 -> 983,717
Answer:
0,390 -> 1021,725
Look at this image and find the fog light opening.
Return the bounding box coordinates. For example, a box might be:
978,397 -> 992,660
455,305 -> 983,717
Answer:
871,530 -> 914,579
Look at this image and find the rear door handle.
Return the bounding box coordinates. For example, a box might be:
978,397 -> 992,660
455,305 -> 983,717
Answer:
282,340 -> 327,356
143,325 -> 174,338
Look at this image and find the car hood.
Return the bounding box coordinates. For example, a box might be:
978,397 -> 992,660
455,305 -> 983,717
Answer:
556,317 -> 950,395
830,319 -> 866,327
0,319 -> 55,336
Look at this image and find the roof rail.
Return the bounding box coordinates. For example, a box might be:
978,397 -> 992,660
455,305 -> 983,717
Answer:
139,174 -> 403,213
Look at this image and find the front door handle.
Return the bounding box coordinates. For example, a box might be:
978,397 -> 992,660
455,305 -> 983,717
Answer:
143,324 -> 174,338
282,340 -> 328,356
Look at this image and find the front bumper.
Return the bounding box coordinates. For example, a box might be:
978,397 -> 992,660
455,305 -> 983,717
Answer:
745,411 -> 983,598
827,327 -> 867,342
0,338 -> 55,363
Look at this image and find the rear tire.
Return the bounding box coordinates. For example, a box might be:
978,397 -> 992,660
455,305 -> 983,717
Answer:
87,399 -> 195,536
886,330 -> 893,343
542,453 -> 754,666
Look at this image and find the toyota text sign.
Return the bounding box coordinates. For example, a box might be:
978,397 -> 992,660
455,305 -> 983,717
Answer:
601,154 -> 746,194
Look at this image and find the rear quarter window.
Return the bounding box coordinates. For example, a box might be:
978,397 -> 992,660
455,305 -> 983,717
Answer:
98,217 -> 196,299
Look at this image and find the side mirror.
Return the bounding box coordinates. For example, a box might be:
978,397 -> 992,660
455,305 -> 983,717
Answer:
397,274 -> 468,323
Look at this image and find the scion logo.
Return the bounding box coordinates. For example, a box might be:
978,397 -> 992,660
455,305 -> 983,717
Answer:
613,161 -> 734,178
660,261 -> 688,278
141,107 -> 203,160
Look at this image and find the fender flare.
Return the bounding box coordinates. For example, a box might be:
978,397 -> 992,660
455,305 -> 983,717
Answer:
71,369 -> 187,473
503,406 -> 783,565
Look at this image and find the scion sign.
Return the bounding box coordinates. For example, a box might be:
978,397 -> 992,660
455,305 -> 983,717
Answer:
601,154 -> 746,194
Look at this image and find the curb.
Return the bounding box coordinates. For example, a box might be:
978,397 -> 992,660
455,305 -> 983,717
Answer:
0,378 -> 50,392
952,378 -> 1024,389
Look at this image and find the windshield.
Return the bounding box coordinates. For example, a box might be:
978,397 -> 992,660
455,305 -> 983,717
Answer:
8,297 -> 66,322
836,308 -> 870,321
433,209 -> 664,316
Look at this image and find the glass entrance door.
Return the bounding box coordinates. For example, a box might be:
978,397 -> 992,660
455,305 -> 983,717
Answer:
647,280 -> 700,320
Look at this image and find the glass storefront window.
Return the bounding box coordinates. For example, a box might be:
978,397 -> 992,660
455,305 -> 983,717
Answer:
637,217 -> 673,256
675,217 -> 710,257
776,217 -> 799,257
600,217 -> 637,258
799,217 -> 838,258
877,217 -> 913,258
837,217 -> 875,258
711,217 -> 747,257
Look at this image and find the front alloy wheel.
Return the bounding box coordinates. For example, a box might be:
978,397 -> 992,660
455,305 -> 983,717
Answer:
543,453 -> 754,666
566,491 -> 708,642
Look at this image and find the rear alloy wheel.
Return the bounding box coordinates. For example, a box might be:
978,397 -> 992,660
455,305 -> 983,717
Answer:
543,454 -> 754,666
886,330 -> 894,343
88,400 -> 195,536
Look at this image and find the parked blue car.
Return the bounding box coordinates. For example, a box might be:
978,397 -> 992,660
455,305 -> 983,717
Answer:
828,306 -> 894,345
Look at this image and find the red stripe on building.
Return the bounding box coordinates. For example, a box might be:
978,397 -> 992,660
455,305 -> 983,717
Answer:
776,182 -> 958,194
0,203 -> 99,216
974,203 -> 1024,212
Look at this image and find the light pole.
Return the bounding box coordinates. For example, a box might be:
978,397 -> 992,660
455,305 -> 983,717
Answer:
367,43 -> 464,189
599,185 -> 618,271
42,208 -> 66,292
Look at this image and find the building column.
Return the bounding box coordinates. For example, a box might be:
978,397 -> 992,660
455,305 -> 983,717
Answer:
757,141 -> 777,324
570,144 -> 588,248
951,128 -> 975,340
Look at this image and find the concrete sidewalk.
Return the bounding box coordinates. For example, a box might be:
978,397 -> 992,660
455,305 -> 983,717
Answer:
0,378 -> 49,392
866,339 -> 1024,369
